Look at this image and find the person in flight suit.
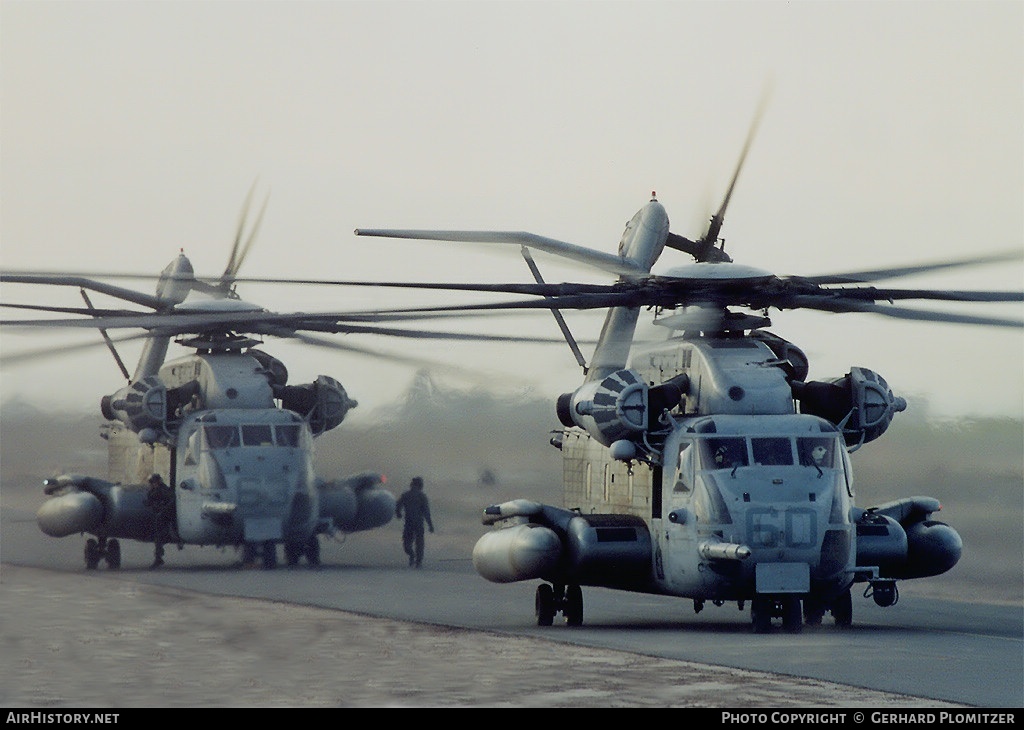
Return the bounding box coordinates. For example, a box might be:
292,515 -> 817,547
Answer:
145,473 -> 175,569
395,476 -> 434,568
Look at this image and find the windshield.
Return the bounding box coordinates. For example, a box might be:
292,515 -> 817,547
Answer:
701,435 -> 840,470
204,423 -> 304,449
798,437 -> 836,468
702,437 -> 749,470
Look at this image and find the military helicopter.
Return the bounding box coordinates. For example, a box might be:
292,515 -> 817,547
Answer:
351,126 -> 1023,632
0,193 -> 567,571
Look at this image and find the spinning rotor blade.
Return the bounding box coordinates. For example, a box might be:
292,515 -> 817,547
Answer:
665,92 -> 769,264
0,304 -> 595,344
704,92 -> 767,248
221,181 -> 269,291
0,302 -> 147,317
0,331 -> 154,366
784,295 -> 1024,329
266,329 -> 533,386
841,287 -> 1024,303
802,250 -> 1024,284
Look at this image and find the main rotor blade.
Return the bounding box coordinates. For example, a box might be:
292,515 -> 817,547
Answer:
288,320 -> 589,344
269,329 -> 533,386
702,90 -> 768,248
353,229 -> 648,277
0,305 -> 598,345
802,250 -> 1024,284
0,274 -> 163,310
837,287 -> 1024,303
0,302 -> 149,317
785,295 -> 1024,328
226,277 -> 613,297
0,331 -> 154,366
220,181 -> 269,293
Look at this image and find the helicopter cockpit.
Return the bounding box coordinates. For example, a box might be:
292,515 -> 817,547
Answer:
175,408 -> 318,548
666,414 -> 851,507
698,434 -> 839,470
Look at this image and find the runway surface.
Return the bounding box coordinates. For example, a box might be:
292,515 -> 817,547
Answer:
2,508 -> 1020,708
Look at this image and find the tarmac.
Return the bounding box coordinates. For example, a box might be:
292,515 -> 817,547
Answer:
0,563 -> 964,709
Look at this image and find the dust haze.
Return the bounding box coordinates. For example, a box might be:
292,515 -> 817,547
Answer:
1,371 -> 1021,605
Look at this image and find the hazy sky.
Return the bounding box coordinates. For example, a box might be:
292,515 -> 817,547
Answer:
1,0 -> 1022,422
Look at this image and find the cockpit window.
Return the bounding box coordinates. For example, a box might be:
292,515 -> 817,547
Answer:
752,437 -> 793,466
702,437 -> 748,470
205,425 -> 240,449
798,437 -> 836,468
673,442 -> 693,493
241,424 -> 274,446
275,425 -> 301,447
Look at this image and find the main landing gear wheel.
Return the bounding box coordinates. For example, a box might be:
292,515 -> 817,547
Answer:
286,535 -> 322,567
84,539 -> 101,570
535,583 -> 585,626
84,537 -> 121,570
105,539 -> 121,569
565,584 -> 584,627
535,584 -> 555,626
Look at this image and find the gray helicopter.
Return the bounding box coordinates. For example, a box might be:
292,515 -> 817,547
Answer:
351,131 -> 1023,632
0,193 -> 567,571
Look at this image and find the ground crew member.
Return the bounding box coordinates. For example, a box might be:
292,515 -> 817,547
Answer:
145,473 -> 175,569
395,476 -> 434,568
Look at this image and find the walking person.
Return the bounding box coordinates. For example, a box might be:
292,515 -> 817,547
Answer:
144,473 -> 175,569
395,476 -> 434,568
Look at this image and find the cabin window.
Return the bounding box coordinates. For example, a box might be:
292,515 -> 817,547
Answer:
702,437 -> 748,470
752,437 -> 793,466
204,425 -> 240,449
242,424 -> 274,446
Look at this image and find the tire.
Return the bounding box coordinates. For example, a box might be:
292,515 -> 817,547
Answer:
831,588 -> 853,628
84,539 -> 100,570
782,596 -> 802,633
803,595 -> 824,626
535,584 -> 555,627
105,539 -> 121,570
751,596 -> 772,634
261,541 -> 277,570
565,585 -> 584,627
304,535 -> 321,567
284,542 -> 302,567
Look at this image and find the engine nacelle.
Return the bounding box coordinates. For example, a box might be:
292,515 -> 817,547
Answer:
248,349 -> 289,388
102,376 -> 168,434
318,472 -> 395,533
792,367 -> 906,447
279,375 -> 356,435
556,369 -> 649,448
